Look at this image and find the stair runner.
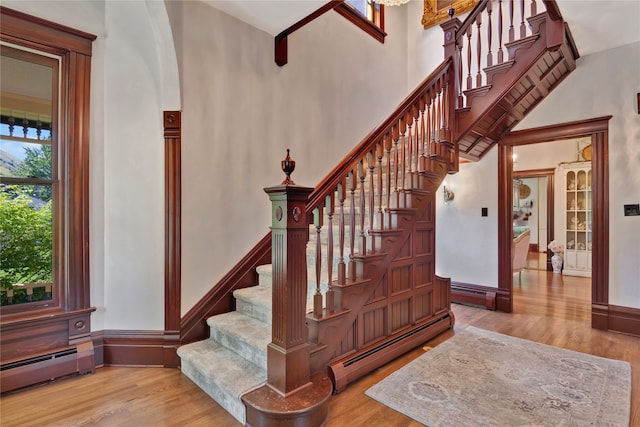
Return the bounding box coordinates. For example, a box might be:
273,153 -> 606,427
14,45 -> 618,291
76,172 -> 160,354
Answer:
178,258 -> 333,425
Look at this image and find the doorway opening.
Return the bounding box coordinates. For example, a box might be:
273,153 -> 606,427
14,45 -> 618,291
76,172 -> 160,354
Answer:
497,116 -> 611,330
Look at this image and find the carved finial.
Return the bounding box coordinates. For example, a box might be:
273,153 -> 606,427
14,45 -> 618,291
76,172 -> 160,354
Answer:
448,4 -> 455,19
281,148 -> 296,185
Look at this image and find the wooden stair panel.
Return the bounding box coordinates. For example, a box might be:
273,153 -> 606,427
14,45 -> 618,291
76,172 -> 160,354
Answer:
456,12 -> 577,160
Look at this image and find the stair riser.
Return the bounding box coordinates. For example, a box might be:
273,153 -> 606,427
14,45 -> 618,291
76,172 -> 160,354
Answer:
180,358 -> 248,424
208,320 -> 268,370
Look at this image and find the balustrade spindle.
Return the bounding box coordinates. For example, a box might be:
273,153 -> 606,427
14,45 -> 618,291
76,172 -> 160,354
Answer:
466,26 -> 473,90
419,103 -> 426,163
431,90 -> 437,147
487,0 -> 493,67
358,161 -> 366,255
416,115 -> 421,172
442,79 -> 449,141
436,88 -> 442,141
457,43 -> 464,105
425,100 -> 432,156
384,135 -> 392,225
406,114 -> 413,174
399,118 -> 406,201
509,0 -> 515,42
367,152 -> 375,252
376,143 -> 384,229
392,127 -> 400,208
8,116 -> 15,136
337,181 -> 346,285
498,0 -> 504,63
531,0 -> 537,16
348,171 -> 356,280
325,194 -> 335,314
476,13 -> 482,87
519,0 -> 526,38
313,207 -> 323,318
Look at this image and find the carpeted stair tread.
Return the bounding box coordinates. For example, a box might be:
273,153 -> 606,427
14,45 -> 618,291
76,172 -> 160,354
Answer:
234,285 -> 272,324
177,339 -> 266,425
207,311 -> 270,370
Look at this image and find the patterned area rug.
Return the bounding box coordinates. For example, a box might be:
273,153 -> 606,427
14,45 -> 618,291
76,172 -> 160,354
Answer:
365,326 -> 631,426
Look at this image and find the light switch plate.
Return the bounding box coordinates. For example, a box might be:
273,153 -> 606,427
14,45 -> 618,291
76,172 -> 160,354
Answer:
624,204 -> 640,216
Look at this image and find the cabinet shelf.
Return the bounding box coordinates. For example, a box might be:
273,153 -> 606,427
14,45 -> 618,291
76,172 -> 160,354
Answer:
562,162 -> 592,277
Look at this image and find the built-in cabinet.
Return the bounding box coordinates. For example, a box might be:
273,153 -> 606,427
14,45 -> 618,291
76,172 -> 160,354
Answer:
561,162 -> 592,277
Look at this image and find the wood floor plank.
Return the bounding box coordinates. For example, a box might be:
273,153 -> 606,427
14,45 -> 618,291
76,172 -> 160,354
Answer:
1,270 -> 638,426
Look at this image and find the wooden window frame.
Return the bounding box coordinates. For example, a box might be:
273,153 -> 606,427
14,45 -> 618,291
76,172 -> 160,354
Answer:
335,1 -> 387,43
0,7 -> 95,321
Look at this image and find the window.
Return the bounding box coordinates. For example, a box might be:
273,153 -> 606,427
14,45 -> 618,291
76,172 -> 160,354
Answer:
0,7 -> 95,318
347,0 -> 384,29
1,45 -> 58,310
336,0 -> 387,43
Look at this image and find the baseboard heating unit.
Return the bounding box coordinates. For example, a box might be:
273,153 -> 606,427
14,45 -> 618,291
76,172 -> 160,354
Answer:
0,341 -> 95,393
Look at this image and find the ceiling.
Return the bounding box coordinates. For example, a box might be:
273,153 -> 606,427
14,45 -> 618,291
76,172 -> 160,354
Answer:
202,0 -> 640,56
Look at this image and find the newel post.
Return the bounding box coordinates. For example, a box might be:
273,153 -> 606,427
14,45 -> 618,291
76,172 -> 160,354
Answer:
263,149 -> 314,397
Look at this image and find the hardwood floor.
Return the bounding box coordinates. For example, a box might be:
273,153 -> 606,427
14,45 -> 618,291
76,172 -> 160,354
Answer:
1,269 -> 638,426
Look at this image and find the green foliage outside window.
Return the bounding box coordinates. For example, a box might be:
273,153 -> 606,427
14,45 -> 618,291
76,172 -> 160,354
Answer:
1,144 -> 53,306
0,190 -> 53,303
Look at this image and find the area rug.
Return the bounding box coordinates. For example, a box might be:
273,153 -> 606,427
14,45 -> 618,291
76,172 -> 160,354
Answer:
365,326 -> 631,426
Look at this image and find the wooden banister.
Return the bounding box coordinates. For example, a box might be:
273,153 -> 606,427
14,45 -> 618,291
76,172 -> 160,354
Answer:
305,57 -> 455,213
275,1 -> 344,66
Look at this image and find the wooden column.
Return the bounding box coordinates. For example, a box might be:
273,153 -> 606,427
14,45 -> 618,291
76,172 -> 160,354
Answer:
243,152 -> 331,426
163,111 -> 181,367
263,152 -> 314,397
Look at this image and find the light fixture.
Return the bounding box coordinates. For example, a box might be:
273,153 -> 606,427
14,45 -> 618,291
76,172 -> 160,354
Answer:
512,153 -> 518,164
443,180 -> 455,203
373,0 -> 410,6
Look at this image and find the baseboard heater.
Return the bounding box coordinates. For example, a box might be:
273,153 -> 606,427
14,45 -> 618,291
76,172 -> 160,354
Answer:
328,313 -> 453,393
451,283 -> 497,310
0,341 -> 95,393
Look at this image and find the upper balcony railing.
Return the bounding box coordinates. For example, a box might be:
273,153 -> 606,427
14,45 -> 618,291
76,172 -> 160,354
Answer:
443,0 -> 557,109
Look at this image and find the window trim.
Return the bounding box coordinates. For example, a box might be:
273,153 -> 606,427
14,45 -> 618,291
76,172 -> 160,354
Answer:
0,6 -> 95,320
335,2 -> 387,43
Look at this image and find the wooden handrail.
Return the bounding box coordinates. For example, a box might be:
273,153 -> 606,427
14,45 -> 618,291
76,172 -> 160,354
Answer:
456,0 -> 490,41
306,56 -> 454,213
275,1 -> 344,66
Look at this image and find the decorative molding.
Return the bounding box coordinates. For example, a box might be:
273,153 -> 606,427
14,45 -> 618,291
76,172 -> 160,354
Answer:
275,1 -> 343,66
334,3 -> 386,43
164,111 -> 181,367
93,330 -> 179,367
500,117 -> 612,329
607,304 -> 640,338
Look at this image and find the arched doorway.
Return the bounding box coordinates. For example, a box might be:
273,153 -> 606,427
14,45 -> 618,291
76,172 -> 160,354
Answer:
497,116 -> 611,330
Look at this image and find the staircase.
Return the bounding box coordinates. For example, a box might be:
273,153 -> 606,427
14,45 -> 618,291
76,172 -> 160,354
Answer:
178,1 -> 579,426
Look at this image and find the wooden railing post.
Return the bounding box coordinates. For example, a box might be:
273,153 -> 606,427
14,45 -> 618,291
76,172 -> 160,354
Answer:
263,150 -> 314,397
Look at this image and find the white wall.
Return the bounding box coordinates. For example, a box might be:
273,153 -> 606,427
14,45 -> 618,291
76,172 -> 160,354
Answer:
436,147 -> 498,286
169,2 -> 410,314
